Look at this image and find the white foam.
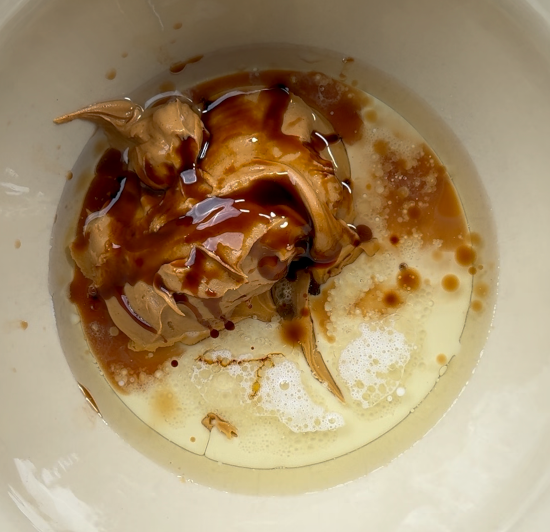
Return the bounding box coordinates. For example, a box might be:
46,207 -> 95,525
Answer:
339,323 -> 413,408
257,360 -> 344,433
191,353 -> 344,433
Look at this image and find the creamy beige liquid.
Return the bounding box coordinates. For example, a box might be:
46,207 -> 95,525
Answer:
51,44 -> 496,490
108,93 -> 477,468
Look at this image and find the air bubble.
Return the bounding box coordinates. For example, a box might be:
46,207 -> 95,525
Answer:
339,323 -> 413,408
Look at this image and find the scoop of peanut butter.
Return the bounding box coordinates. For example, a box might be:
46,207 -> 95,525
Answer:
55,98 -> 204,190
57,86 -> 361,398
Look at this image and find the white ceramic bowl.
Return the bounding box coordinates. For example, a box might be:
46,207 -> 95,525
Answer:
1,0 -> 550,530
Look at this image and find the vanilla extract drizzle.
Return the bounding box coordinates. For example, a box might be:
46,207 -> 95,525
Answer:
68,69 -> 473,398
70,76 -> 362,366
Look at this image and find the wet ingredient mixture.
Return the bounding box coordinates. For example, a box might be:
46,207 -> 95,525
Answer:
55,69 -> 485,469
55,74 -> 373,400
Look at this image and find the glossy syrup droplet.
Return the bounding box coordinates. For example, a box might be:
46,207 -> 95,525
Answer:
383,290 -> 402,308
455,245 -> 476,266
442,274 -> 459,292
397,267 -> 421,292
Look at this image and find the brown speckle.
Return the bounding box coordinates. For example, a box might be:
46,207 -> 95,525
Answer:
105,69 -> 117,80
442,274 -> 459,292
66,171 -> 73,181
397,267 -> 421,292
173,22 -> 182,29
20,320 -> 28,330
436,353 -> 447,365
169,54 -> 203,74
170,61 -> 187,74
121,51 -> 128,58
383,290 -> 402,308
190,436 -> 196,442
455,245 -> 476,266
14,239 -> 21,249
471,300 -> 483,313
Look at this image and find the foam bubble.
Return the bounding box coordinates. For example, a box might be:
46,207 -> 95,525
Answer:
339,323 -> 413,408
191,352 -> 344,434
257,360 -> 344,433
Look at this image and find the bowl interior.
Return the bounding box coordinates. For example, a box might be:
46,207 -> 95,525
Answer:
1,0 -> 550,530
